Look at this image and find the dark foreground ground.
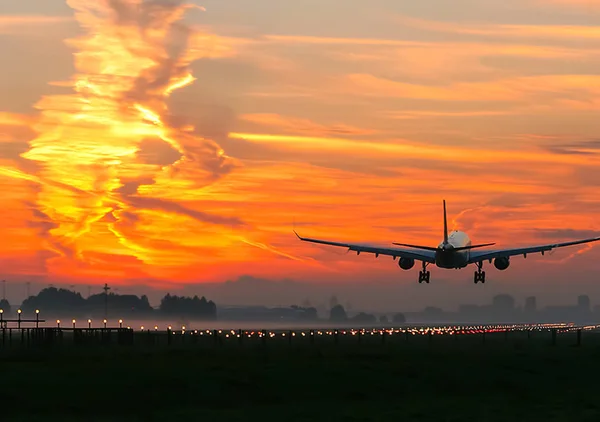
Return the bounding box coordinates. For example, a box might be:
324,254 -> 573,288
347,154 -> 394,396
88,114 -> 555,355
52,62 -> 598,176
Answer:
1,330 -> 599,421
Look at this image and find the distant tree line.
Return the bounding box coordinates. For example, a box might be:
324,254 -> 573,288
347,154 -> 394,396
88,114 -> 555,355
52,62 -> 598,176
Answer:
0,287 -> 217,320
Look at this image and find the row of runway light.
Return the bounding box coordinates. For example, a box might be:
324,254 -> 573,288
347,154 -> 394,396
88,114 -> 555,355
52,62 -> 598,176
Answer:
2,311 -> 599,335
125,323 -> 600,337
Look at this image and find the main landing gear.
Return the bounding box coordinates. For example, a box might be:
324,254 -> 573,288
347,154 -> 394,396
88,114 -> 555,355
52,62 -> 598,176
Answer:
474,261 -> 486,284
418,262 -> 430,284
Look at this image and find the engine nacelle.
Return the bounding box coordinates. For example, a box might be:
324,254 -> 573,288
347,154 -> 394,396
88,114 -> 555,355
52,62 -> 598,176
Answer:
494,257 -> 510,270
398,257 -> 415,270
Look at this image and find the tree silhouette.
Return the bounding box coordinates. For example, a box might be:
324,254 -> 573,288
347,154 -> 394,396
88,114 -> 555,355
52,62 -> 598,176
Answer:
0,299 -> 11,315
159,294 -> 216,319
21,287 -> 86,314
351,312 -> 376,324
392,313 -> 406,324
329,304 -> 347,322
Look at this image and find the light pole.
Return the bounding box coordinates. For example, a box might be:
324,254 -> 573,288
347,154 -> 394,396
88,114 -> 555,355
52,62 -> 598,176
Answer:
103,283 -> 110,320
17,309 -> 22,329
35,309 -> 40,328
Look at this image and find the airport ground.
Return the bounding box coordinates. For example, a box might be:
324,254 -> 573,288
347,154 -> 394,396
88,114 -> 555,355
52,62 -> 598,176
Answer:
0,330 -> 598,421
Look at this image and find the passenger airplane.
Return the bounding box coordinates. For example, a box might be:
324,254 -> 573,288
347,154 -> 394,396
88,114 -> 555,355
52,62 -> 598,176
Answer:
294,200 -> 600,284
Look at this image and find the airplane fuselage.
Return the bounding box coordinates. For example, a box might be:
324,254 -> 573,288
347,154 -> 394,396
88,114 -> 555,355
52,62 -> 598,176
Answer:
435,230 -> 471,269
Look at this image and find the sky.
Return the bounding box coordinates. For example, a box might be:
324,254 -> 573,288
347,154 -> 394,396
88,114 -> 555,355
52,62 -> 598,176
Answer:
0,0 -> 599,311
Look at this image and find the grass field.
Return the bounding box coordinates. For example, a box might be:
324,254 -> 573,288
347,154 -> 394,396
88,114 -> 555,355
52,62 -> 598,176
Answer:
0,330 -> 598,421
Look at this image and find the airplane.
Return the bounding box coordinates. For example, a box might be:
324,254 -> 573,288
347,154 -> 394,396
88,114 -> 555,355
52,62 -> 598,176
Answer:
294,200 -> 600,284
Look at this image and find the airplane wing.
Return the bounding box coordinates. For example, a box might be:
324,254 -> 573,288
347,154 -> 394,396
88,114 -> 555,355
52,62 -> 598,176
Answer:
467,236 -> 600,264
294,231 -> 436,263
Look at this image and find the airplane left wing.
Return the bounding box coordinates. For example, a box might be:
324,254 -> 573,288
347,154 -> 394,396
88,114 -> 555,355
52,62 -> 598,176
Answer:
294,231 -> 436,263
467,236 -> 600,264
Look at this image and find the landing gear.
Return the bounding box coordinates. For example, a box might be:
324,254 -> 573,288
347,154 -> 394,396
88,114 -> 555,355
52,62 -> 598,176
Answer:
474,261 -> 486,284
418,262 -> 431,284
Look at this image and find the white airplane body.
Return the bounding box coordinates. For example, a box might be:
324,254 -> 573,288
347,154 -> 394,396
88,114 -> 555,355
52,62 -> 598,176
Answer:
295,200 -> 600,284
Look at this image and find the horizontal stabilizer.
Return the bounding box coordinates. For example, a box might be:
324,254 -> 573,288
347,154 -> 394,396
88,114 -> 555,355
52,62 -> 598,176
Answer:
391,243 -> 438,251
392,242 -> 495,251
452,243 -> 495,251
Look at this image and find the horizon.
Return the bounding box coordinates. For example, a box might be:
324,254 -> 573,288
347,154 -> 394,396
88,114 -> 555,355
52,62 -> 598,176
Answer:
0,277 -> 597,315
1,0 -> 600,310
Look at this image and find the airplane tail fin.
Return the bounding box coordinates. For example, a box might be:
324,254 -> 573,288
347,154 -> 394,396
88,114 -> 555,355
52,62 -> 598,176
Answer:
443,199 -> 449,245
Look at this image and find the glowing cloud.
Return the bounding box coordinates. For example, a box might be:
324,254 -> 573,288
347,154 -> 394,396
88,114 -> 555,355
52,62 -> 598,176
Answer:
11,0 -> 240,279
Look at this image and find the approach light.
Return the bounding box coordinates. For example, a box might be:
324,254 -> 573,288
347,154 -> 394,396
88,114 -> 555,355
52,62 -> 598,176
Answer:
0,309 -> 3,314
17,309 -> 22,314
35,309 -> 40,314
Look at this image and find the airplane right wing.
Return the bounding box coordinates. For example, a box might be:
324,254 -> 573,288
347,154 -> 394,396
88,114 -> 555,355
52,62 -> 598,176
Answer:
294,231 -> 436,263
467,236 -> 600,264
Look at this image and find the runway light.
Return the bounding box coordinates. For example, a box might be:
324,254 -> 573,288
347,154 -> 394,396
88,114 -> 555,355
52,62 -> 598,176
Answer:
17,309 -> 22,314
0,309 -> 3,314
35,309 -> 40,314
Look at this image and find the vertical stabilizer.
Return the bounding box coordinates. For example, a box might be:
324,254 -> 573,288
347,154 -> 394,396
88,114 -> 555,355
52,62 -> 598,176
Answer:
443,200 -> 449,245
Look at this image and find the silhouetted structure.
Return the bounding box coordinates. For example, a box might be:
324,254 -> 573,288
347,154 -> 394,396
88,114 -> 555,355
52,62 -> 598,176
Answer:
525,296 -> 537,313
578,295 -> 590,311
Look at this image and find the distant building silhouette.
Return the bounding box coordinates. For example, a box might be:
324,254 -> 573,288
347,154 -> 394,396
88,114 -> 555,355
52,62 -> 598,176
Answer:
577,295 -> 590,311
524,296 -> 537,313
492,294 -> 515,310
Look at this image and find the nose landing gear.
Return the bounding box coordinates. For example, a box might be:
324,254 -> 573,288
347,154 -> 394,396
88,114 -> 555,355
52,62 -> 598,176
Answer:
474,261 -> 486,284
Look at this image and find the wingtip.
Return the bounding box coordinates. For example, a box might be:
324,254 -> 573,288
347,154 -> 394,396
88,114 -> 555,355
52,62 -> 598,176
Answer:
293,229 -> 301,239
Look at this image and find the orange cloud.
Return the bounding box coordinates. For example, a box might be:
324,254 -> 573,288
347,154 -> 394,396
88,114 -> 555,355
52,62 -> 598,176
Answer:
395,15 -> 600,40
0,15 -> 72,34
239,113 -> 377,136
344,73 -> 600,104
228,132 -> 598,167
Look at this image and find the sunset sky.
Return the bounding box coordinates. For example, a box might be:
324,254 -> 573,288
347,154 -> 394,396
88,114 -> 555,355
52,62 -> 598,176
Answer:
1,0 -> 599,310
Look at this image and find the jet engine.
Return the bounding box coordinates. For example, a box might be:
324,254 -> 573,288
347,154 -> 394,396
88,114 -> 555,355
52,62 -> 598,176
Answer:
494,257 -> 510,270
398,257 -> 415,270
